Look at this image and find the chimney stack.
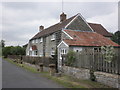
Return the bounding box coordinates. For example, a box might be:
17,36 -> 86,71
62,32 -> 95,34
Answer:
60,12 -> 67,22
39,25 -> 44,32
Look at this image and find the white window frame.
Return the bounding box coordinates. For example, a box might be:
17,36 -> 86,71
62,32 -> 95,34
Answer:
27,51 -> 29,55
40,38 -> 43,43
32,40 -> 35,43
34,50 -> 38,56
51,50 -> 55,55
60,48 -> 67,59
36,39 -> 38,43
51,34 -> 55,41
61,49 -> 66,54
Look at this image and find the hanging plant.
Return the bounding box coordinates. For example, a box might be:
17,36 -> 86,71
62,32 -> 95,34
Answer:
101,45 -> 115,63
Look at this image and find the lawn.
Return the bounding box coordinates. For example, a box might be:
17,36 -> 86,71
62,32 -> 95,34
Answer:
4,58 -> 111,88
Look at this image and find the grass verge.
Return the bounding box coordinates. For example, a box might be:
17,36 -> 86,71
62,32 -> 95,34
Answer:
4,58 -> 111,88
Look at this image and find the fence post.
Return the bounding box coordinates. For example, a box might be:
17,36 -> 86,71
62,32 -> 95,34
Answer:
39,63 -> 43,72
89,50 -> 96,81
49,64 -> 56,76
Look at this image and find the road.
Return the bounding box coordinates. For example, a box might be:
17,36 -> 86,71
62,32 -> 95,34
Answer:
2,58 -> 63,88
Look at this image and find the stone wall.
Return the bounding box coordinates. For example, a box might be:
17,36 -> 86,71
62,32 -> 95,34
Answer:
94,72 -> 119,88
62,66 -> 120,88
62,66 -> 90,80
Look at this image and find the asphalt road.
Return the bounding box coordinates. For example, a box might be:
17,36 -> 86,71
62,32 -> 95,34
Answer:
2,58 -> 63,88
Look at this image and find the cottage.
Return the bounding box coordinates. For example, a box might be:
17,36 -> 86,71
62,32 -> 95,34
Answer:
57,29 -> 119,68
26,13 -> 113,57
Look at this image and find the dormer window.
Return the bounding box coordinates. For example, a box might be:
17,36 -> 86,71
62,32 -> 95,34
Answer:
51,34 -> 55,41
40,37 -> 43,43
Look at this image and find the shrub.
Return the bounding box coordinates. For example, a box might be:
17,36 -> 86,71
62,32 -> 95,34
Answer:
65,50 -> 76,67
101,45 -> 115,63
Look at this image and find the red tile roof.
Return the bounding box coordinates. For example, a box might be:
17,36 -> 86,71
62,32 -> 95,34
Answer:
63,30 -> 119,47
88,23 -> 112,37
32,45 -> 37,50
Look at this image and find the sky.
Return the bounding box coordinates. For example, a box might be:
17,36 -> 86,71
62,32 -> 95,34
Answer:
0,1 -> 119,46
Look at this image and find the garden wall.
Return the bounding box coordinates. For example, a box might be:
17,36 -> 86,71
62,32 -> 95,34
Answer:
95,72 -> 119,88
62,66 -> 119,88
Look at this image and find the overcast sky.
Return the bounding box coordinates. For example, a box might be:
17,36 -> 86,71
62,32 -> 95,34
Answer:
1,2 -> 118,46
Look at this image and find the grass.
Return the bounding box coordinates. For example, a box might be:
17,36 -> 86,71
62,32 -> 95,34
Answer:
4,58 -> 111,88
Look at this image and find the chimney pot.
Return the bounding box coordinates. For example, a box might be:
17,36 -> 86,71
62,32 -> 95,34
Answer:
39,25 -> 44,32
60,12 -> 67,22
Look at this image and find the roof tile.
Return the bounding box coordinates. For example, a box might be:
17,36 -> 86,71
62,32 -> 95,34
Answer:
88,23 -> 112,37
63,30 -> 119,47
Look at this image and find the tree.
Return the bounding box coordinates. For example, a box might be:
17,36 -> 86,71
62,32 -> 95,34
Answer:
0,40 -> 5,47
101,45 -> 115,63
2,46 -> 26,58
111,31 -> 120,45
2,46 -> 13,58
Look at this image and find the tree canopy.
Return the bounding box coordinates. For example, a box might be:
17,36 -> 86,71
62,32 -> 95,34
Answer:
111,31 -> 120,45
0,40 -> 5,47
2,46 -> 26,58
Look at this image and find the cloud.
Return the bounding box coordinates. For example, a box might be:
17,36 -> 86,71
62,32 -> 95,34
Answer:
86,5 -> 118,33
2,2 -> 118,46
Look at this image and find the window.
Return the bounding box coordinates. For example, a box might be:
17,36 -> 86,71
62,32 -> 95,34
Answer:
61,49 -> 66,54
32,40 -> 35,43
51,51 -> 55,55
36,39 -> 38,43
27,51 -> 29,55
94,48 -> 101,52
34,51 -> 38,55
51,34 -> 55,41
40,38 -> 43,43
60,49 -> 67,59
76,50 -> 79,52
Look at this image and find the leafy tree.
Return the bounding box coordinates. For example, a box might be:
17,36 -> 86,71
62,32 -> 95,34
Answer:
2,46 -> 26,58
101,45 -> 115,63
2,46 -> 13,58
0,40 -> 5,47
111,31 -> 120,45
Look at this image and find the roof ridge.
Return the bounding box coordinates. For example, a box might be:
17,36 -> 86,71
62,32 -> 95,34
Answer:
43,14 -> 78,30
88,22 -> 101,25
30,14 -> 77,40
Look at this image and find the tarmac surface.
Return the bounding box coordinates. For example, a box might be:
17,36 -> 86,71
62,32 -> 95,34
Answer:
2,58 -> 63,88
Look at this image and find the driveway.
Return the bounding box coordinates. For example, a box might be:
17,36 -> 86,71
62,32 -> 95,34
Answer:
2,58 -> 63,88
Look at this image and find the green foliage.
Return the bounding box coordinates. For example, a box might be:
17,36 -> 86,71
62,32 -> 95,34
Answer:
65,50 -> 76,66
101,45 -> 115,63
2,46 -> 26,58
111,31 -> 120,45
0,40 -> 5,47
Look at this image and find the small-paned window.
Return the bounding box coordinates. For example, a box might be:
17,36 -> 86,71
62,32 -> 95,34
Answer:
36,39 -> 38,43
40,38 -> 43,43
34,51 -> 38,55
51,34 -> 55,41
32,40 -> 35,43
